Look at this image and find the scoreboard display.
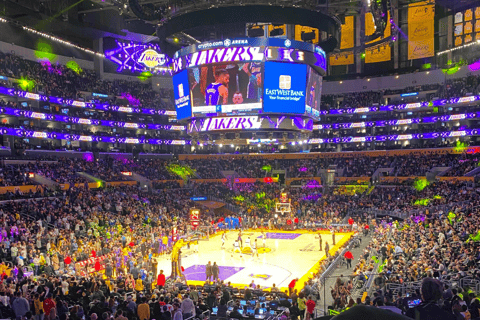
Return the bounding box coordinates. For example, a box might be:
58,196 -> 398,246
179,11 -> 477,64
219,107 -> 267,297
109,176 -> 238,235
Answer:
172,38 -> 325,122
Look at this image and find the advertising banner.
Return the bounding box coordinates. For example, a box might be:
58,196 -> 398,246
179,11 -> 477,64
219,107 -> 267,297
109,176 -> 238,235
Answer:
263,61 -> 307,114
173,69 -> 192,120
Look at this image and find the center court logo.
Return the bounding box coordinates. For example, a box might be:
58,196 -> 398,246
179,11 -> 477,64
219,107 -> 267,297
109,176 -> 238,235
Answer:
279,75 -> 291,89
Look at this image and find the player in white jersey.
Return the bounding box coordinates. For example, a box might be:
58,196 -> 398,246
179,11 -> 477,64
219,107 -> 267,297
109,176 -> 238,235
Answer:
261,231 -> 266,248
221,231 -> 227,249
252,239 -> 259,258
244,236 -> 252,250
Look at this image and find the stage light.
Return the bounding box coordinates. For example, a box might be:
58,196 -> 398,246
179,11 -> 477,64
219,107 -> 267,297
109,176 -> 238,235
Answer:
174,37 -> 179,43
361,53 -> 366,59
301,31 -> 316,42
248,26 -> 264,37
257,144 -> 261,147
270,28 -> 284,37
219,144 -> 223,147
230,144 -> 234,148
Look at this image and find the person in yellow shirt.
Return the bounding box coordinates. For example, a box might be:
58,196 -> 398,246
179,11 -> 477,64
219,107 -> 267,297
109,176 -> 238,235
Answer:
137,298 -> 150,320
135,278 -> 143,292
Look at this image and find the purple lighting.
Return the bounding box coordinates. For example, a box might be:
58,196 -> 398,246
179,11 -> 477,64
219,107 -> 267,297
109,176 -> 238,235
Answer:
469,60 -> 480,72
105,41 -> 170,74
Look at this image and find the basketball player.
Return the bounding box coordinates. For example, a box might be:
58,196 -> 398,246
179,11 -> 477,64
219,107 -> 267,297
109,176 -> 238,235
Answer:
308,82 -> 316,107
238,231 -> 243,248
221,231 -> 227,249
242,62 -> 262,101
205,69 -> 229,105
244,236 -> 252,250
193,240 -> 199,253
261,231 -> 266,248
252,239 -> 259,258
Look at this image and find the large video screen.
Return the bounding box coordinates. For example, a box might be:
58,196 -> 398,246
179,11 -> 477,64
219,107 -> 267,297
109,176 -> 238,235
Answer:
173,69 -> 192,120
263,61 -> 307,114
187,63 -> 263,115
306,65 -> 322,117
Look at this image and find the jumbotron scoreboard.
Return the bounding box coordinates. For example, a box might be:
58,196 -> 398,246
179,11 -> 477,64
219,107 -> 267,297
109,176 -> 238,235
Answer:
172,37 -> 326,135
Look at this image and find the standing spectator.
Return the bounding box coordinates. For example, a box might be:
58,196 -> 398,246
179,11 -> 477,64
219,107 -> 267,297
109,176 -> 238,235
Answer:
206,261 -> 212,282
181,294 -> 195,319
212,262 -> 219,281
43,294 -> 56,320
157,270 -> 166,289
137,298 -> 150,320
344,251 -> 354,269
12,291 -> 30,320
173,303 -> 183,320
305,296 -> 316,320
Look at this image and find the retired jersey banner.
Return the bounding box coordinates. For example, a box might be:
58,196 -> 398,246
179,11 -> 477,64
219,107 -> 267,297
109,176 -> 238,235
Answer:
454,7 -> 480,47
329,52 -> 354,66
365,44 -> 391,63
408,1 -> 435,59
340,16 -> 355,49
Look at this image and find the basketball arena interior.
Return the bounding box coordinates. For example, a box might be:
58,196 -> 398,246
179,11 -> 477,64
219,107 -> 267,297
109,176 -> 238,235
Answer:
0,0 -> 479,319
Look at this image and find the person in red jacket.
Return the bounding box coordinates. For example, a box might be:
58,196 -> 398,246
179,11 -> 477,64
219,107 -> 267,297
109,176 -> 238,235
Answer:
305,296 -> 316,320
348,217 -> 354,230
288,278 -> 298,295
43,294 -> 56,320
157,269 -> 166,289
344,250 -> 354,269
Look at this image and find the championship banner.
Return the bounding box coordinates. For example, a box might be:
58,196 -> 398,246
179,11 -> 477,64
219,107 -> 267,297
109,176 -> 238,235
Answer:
365,44 -> 391,64
329,16 -> 355,66
329,51 -> 354,66
365,12 -> 391,44
408,0 -> 435,59
340,16 -> 354,49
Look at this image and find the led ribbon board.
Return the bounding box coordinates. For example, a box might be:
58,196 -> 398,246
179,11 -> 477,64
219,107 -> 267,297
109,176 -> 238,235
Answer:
172,37 -> 326,74
105,41 -> 170,74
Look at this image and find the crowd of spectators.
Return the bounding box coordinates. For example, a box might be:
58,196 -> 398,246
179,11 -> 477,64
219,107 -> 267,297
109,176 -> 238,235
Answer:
0,52 -> 174,110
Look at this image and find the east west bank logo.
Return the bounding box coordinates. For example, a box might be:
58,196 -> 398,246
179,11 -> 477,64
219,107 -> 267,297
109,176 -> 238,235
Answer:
265,75 -> 304,102
138,49 -> 167,68
279,75 -> 291,89
175,83 -> 190,108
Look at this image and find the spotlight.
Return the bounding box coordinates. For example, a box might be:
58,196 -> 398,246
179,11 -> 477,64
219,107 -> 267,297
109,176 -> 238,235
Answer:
301,31 -> 316,42
270,27 -> 284,37
248,26 -> 264,37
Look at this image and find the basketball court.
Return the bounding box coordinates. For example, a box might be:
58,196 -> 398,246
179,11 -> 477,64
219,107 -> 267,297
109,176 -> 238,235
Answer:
156,230 -> 354,291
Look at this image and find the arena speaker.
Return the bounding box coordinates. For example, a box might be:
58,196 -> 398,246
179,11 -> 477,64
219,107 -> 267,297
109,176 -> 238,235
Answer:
128,0 -> 158,21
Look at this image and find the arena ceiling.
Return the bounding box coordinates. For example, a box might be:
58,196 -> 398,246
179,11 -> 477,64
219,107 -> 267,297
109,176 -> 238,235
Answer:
0,0 -> 478,50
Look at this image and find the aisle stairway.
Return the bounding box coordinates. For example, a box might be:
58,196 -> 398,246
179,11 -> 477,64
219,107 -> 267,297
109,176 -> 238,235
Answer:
316,233 -> 372,316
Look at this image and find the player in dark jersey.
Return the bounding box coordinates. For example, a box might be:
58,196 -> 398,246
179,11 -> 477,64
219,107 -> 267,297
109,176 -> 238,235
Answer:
205,69 -> 229,106
242,62 -> 262,101
308,82 -> 316,107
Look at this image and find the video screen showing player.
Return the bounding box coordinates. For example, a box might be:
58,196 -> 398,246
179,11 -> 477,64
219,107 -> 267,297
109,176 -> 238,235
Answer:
205,69 -> 230,106
188,62 -> 263,108
305,66 -> 323,112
